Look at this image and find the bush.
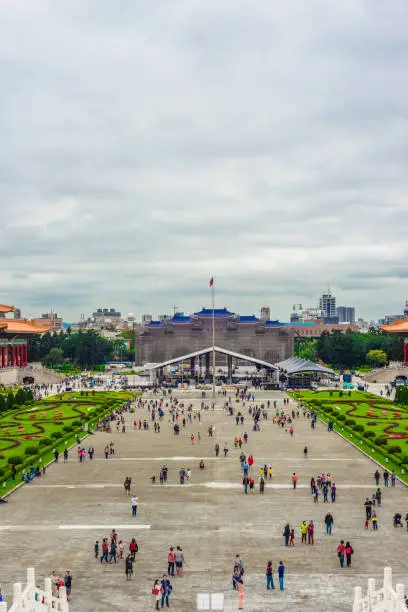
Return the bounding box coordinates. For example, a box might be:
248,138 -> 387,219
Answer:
401,455 -> 408,464
339,390 -> 343,397
345,419 -> 356,426
363,431 -> 375,438
51,432 -> 63,440
375,437 -> 388,447
8,456 -> 23,465
395,386 -> 408,405
354,424 -> 364,432
24,446 -> 38,456
62,425 -> 73,432
388,445 -> 402,454
72,420 -> 82,427
337,414 -> 346,421
39,438 -> 51,447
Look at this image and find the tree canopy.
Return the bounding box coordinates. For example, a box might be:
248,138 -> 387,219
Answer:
296,329 -> 403,369
28,330 -> 117,369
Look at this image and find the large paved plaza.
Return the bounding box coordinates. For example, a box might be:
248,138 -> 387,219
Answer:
1,390 -> 408,611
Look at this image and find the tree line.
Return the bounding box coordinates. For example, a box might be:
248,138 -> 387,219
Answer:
295,329 -> 403,369
0,387 -> 34,412
27,330 -> 123,369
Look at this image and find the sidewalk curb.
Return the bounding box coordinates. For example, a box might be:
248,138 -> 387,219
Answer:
318,416 -> 408,488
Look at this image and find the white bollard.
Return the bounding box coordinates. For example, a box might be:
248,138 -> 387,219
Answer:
27,567 -> 36,602
44,577 -> 53,607
384,567 -> 392,601
59,585 -> 69,612
396,583 -> 405,612
353,586 -> 362,612
12,583 -> 22,607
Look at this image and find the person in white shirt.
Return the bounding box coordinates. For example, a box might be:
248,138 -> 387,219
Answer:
131,495 -> 138,517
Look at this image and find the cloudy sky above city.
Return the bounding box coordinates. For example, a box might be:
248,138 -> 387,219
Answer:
1,0 -> 407,322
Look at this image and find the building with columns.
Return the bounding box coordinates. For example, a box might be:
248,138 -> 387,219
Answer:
0,304 -> 50,369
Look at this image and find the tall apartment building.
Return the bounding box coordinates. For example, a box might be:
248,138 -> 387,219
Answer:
337,306 -> 356,324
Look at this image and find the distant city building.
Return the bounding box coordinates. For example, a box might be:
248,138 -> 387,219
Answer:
14,308 -> 21,320
289,320 -> 358,337
260,306 -> 270,320
135,306 -> 293,366
337,306 -> 356,324
319,289 -> 337,320
378,300 -> 408,326
93,308 -> 121,320
142,314 -> 153,323
32,312 -> 64,331
158,314 -> 170,322
291,288 -> 345,324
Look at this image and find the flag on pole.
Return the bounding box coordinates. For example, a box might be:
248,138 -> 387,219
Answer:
209,277 -> 214,287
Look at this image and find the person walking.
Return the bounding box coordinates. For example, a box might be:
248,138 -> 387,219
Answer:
325,512 -> 334,535
375,488 -> 382,507
125,554 -> 133,580
322,483 -> 329,503
337,540 -> 345,567
160,575 -> 172,608
259,477 -> 265,494
383,470 -> 389,487
331,482 -> 336,503
291,473 -> 298,489
243,475 -> 249,495
167,547 -> 175,576
283,523 -> 290,547
304,446 -> 308,458
174,546 -> 184,577
374,470 -> 380,486
391,472 -> 396,487
131,495 -> 138,517
300,521 -> 307,543
152,580 -> 161,610
307,520 -> 314,544
278,561 -> 285,591
345,542 -> 354,567
266,561 -> 275,590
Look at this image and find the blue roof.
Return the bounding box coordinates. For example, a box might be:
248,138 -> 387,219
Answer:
195,308 -> 235,318
286,322 -> 316,327
265,320 -> 283,327
237,315 -> 259,322
147,320 -> 163,327
170,315 -> 192,323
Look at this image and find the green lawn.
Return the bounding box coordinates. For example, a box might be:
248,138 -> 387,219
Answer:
290,390 -> 408,484
0,390 -> 135,494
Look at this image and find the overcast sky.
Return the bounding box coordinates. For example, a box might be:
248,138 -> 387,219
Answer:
1,1 -> 407,323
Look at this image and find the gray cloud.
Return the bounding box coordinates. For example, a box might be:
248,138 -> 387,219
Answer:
0,0 -> 408,322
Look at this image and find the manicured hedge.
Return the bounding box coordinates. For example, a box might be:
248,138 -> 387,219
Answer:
24,446 -> 38,456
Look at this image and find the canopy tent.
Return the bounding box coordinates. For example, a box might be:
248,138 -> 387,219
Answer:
275,357 -> 333,376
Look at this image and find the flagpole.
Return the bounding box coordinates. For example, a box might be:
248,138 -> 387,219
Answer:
212,280 -> 215,402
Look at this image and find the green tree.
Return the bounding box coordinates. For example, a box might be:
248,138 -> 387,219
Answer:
0,395 -> 7,412
43,347 -> 65,366
365,349 -> 388,367
294,338 -> 318,361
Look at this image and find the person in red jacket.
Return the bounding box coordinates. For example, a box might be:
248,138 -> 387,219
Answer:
248,455 -> 254,469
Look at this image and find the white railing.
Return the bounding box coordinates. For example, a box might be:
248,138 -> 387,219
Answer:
353,567 -> 405,612
0,568 -> 69,612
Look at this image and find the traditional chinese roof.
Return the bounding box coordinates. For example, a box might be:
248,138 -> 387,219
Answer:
0,319 -> 50,335
194,308 -> 234,318
381,317 -> 408,334
237,315 -> 259,322
0,304 -> 15,314
170,315 -> 192,323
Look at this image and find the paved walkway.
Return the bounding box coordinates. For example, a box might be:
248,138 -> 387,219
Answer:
0,390 -> 407,611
